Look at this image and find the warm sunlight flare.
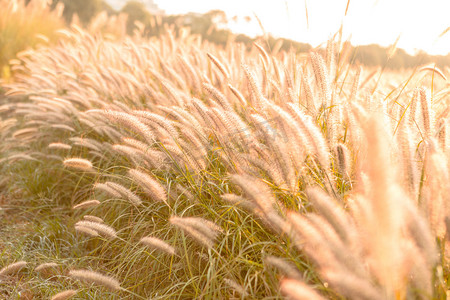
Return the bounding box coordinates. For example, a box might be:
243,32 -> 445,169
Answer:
155,0 -> 450,55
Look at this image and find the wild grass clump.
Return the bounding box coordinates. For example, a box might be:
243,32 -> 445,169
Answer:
0,21 -> 449,299
0,0 -> 64,78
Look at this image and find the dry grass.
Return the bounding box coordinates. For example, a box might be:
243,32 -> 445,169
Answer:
0,9 -> 449,299
0,0 -> 64,78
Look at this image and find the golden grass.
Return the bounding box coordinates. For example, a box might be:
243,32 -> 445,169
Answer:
0,21 -> 449,299
0,0 -> 64,78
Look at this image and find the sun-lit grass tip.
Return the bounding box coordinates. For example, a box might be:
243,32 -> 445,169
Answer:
35,262 -> 59,273
140,236 -> 176,255
83,215 -> 104,223
75,225 -> 99,237
50,289 -> 77,300
63,157 -> 94,171
48,142 -> 72,150
0,261 -> 27,277
169,216 -> 221,249
75,220 -> 117,239
69,269 -> 121,291
280,278 -> 326,300
72,199 -> 101,210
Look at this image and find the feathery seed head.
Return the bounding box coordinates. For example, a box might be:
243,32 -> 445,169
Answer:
50,290 -> 77,300
0,261 -> 27,277
83,215 -> 104,223
128,169 -> 167,203
48,142 -> 72,150
69,269 -> 120,291
105,181 -> 142,206
170,216 -> 218,248
35,262 -> 59,273
63,158 -> 94,171
75,225 -> 99,237
280,278 -> 326,300
72,200 -> 100,210
94,182 -> 122,198
207,52 -> 229,79
140,236 -> 176,255
75,221 -> 117,239
230,174 -> 276,215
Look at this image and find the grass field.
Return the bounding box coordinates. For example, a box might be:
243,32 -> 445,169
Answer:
0,1 -> 449,299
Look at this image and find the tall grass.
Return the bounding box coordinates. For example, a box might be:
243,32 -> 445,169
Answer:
0,19 -> 449,299
0,0 -> 64,79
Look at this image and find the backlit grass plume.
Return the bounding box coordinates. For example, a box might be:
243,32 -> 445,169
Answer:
0,21 -> 448,299
68,269 -> 120,291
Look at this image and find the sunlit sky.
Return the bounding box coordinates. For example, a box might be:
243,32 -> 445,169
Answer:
152,0 -> 450,55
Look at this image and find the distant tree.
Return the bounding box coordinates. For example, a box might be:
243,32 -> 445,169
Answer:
101,1 -> 116,15
184,12 -> 214,37
388,48 -> 407,69
266,36 -> 311,53
51,0 -> 103,24
352,44 -> 386,67
235,34 -> 253,45
176,11 -> 230,45
205,10 -> 227,28
121,1 -> 153,35
350,44 -> 450,69
434,53 -> 450,68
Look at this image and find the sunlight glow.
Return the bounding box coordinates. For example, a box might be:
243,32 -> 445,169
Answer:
153,0 -> 450,55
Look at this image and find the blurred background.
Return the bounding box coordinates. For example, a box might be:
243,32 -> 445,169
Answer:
58,0 -> 450,67
2,0 -> 450,78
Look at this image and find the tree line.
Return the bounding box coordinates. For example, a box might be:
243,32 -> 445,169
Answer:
41,0 -> 450,69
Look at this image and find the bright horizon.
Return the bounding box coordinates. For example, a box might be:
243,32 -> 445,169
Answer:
152,0 -> 450,56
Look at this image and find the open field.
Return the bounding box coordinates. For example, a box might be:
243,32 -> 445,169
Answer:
0,1 -> 450,299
